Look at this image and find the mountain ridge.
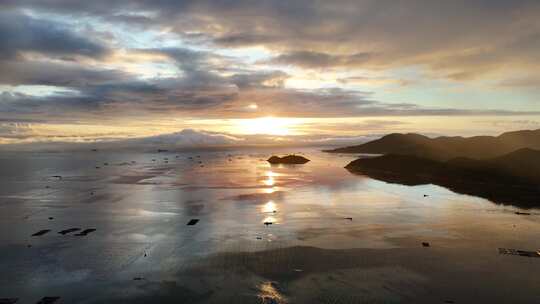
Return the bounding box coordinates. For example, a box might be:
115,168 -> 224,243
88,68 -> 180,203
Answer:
327,129 -> 540,161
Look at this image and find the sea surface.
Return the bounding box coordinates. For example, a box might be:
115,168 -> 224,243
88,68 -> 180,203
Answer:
1,148 -> 539,303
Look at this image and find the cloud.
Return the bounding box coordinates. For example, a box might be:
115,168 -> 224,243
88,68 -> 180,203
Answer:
0,127 -> 376,151
230,71 -> 289,89
0,1 -> 538,145
337,76 -> 412,87
4,2 -> 540,81
0,122 -> 35,140
2,80 -> 539,127
0,12 -> 108,60
269,51 -> 379,69
0,60 -> 129,86
49,0 -> 537,79
0,46 -> 240,120
223,88 -> 540,118
117,129 -> 244,148
499,75 -> 540,88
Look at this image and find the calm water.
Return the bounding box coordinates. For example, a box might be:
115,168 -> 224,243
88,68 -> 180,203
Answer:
1,148 -> 539,303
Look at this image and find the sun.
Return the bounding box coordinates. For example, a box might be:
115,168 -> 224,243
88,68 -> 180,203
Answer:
235,116 -> 297,135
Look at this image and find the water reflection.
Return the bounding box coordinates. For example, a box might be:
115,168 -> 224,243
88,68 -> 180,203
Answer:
258,281 -> 287,304
263,187 -> 277,194
262,200 -> 278,213
262,216 -> 277,224
263,172 -> 275,186
2,149 -> 540,303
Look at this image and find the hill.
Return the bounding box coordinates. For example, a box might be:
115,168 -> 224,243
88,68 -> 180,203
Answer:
345,148 -> 540,207
327,129 -> 540,161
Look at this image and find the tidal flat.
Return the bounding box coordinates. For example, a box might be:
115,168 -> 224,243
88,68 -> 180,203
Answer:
1,148 -> 539,303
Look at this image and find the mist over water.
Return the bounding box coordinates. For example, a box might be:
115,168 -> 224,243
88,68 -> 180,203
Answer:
1,148 -> 540,303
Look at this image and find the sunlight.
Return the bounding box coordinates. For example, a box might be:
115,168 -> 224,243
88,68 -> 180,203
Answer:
258,281 -> 287,304
235,116 -> 298,135
261,200 -> 277,213
260,170 -> 275,186
263,176 -> 275,186
263,171 -> 277,187
263,187 -> 277,194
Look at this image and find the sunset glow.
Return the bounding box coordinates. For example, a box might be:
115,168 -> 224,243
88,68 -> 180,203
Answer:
234,117 -> 300,136
0,1 -> 538,148
2,2 -> 540,302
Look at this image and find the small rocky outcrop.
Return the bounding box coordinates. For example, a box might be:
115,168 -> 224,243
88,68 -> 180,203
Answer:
267,155 -> 310,164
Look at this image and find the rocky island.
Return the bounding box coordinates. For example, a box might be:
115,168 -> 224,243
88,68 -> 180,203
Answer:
267,155 -> 310,164
331,129 -> 540,208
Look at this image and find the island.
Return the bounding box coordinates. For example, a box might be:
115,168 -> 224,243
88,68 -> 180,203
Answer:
267,155 -> 310,164
345,148 -> 540,207
325,129 -> 540,161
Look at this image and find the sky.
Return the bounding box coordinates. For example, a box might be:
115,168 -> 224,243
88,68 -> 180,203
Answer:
1,0 -> 540,147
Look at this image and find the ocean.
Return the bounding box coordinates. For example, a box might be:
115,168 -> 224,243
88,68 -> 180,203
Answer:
1,148 -> 539,303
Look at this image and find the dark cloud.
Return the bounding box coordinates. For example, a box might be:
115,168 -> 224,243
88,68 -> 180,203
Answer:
0,91 -> 102,117
1,80 -> 538,125
0,60 -> 129,86
149,48 -> 209,71
0,12 -> 108,60
213,33 -> 280,47
4,1 -> 540,78
230,71 -> 289,89
6,0 -> 537,79
0,46 -> 239,119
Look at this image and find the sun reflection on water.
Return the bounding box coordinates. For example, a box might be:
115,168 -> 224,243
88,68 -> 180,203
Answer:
262,170 -> 278,187
262,216 -> 277,224
263,176 -> 275,186
263,187 -> 276,194
258,281 -> 287,304
263,177 -> 275,186
262,200 -> 277,213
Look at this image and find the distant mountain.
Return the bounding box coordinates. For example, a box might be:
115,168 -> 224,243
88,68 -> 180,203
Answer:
327,129 -> 540,161
345,148 -> 540,207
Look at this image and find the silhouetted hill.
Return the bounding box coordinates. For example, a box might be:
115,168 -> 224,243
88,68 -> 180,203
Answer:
327,129 -> 540,161
345,149 -> 540,207
488,148 -> 540,182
